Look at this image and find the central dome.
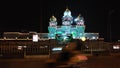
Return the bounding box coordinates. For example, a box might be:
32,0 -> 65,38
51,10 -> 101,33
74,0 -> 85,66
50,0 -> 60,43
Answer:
64,8 -> 71,16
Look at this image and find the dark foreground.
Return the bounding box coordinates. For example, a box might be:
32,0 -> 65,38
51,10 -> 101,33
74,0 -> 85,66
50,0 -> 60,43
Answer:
0,54 -> 120,68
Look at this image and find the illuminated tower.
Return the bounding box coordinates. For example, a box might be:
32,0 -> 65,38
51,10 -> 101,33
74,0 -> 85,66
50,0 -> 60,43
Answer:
48,16 -> 57,39
74,14 -> 85,26
74,14 -> 85,39
62,8 -> 73,25
48,8 -> 86,40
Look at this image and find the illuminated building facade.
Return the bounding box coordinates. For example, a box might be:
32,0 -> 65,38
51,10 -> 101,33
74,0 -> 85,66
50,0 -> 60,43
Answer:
48,8 -> 85,40
2,8 -> 99,41
0,8 -> 113,58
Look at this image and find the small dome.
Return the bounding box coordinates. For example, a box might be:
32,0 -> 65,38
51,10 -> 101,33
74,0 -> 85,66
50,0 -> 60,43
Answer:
50,15 -> 57,22
75,14 -> 85,25
74,14 -> 81,22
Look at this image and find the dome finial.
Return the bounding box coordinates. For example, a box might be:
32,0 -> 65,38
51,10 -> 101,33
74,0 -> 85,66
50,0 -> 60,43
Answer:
77,14 -> 81,18
49,15 -> 57,22
66,6 -> 69,11
66,6 -> 68,10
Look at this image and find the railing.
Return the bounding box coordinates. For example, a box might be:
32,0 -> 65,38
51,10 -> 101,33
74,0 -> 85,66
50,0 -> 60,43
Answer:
0,39 -> 114,58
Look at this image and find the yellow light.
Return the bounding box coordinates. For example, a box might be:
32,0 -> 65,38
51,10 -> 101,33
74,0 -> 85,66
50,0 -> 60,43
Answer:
81,37 -> 86,41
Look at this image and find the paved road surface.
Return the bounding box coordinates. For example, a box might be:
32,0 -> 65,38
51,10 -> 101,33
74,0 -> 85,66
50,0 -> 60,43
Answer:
0,54 -> 120,68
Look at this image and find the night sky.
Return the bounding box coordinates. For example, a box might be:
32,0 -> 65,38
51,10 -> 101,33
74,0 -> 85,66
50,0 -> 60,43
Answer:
0,0 -> 120,41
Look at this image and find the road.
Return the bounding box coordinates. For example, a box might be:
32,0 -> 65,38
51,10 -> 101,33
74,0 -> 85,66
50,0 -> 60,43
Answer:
0,54 -> 120,68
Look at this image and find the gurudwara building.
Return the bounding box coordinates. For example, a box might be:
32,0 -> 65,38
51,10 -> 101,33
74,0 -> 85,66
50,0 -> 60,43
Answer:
0,8 -> 115,58
2,8 -> 99,41
48,8 -> 98,41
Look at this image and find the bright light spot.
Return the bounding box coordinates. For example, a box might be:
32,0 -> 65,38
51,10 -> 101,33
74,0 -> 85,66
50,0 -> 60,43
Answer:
23,46 -> 27,48
18,46 -> 22,50
33,35 -> 38,42
52,47 -> 62,51
96,37 -> 99,39
113,45 -> 120,49
81,37 -> 86,41
27,37 -> 29,39
16,37 -> 17,39
63,36 -> 68,40
74,18 -> 78,22
92,36 -> 96,39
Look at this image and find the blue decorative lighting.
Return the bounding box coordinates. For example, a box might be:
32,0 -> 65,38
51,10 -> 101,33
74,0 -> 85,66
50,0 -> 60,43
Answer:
48,8 -> 85,41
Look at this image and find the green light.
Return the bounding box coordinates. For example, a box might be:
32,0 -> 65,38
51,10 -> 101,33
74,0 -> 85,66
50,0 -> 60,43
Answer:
72,31 -> 77,38
55,34 -> 63,41
55,34 -> 73,42
57,31 -> 62,34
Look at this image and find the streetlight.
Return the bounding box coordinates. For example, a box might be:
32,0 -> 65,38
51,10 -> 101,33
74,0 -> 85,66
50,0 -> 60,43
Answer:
107,9 -> 116,42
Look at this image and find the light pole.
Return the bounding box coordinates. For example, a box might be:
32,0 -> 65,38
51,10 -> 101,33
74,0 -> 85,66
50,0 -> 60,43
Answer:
107,9 -> 116,42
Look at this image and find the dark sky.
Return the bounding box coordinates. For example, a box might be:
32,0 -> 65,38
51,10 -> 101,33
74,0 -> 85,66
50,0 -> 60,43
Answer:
0,0 -> 120,41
